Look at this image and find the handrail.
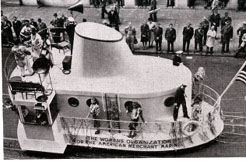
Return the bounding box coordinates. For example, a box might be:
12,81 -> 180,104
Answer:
59,84 -> 222,134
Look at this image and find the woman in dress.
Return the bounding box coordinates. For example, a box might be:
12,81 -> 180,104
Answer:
140,20 -> 150,49
147,18 -> 156,48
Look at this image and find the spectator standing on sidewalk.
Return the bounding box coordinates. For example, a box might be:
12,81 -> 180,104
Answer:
167,0 -> 175,8
149,0 -> 157,22
188,0 -> 195,8
206,25 -> 217,55
234,33 -> 246,58
108,7 -> 120,31
182,23 -> 194,54
221,12 -> 232,29
2,16 -> 14,45
147,18 -> 156,47
201,17 -> 210,45
204,0 -> 213,9
165,23 -> 176,53
194,24 -> 204,54
237,22 -> 246,48
209,9 -> 221,32
101,0 -> 107,19
12,16 -> 22,41
140,20 -> 150,50
221,21 -> 233,54
154,22 -> 163,53
37,18 -> 48,39
238,0 -> 245,11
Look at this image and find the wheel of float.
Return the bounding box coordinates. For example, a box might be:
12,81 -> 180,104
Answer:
182,120 -> 200,137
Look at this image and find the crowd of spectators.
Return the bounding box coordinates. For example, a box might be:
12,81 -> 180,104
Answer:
2,0 -> 246,57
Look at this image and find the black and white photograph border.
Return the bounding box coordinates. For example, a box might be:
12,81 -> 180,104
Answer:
1,0 -> 246,159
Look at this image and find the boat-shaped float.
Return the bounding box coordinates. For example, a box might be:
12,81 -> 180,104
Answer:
6,22 -> 224,154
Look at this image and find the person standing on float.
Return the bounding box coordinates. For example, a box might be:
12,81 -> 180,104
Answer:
173,85 -> 190,121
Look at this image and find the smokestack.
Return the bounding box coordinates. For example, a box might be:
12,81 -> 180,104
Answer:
71,22 -> 133,78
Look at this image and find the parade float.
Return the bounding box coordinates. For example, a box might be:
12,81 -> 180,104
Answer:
5,22 -> 224,154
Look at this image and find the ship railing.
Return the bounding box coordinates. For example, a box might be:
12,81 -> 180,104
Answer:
59,116 -> 174,136
59,117 -> 190,138
197,84 -> 221,112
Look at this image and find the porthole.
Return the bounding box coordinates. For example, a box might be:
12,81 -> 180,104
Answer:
68,97 -> 79,107
164,97 -> 175,107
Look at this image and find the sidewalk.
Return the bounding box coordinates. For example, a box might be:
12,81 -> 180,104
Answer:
2,4 -> 246,56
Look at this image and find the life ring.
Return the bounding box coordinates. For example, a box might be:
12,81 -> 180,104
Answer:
182,120 -> 200,137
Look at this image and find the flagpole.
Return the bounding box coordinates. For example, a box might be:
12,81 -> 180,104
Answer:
219,61 -> 246,100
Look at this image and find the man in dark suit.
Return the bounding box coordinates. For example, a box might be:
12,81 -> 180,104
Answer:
37,18 -> 47,39
221,21 -> 233,53
209,9 -> 221,31
173,85 -> 189,121
12,16 -> 22,40
165,23 -> 176,53
107,7 -> 120,31
154,22 -> 163,53
237,22 -> 246,48
194,24 -> 204,54
101,0 -> 107,19
221,12 -> 232,29
182,23 -> 194,54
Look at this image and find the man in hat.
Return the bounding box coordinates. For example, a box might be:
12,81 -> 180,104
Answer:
237,22 -> 246,48
194,24 -> 204,54
173,84 -> 189,121
165,23 -> 176,53
221,12 -> 232,30
182,23 -> 194,54
221,20 -> 233,53
173,51 -> 182,66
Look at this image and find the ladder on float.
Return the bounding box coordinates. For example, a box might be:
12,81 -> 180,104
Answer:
105,94 -> 121,133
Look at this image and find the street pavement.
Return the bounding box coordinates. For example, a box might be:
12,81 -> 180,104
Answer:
1,3 -> 246,56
